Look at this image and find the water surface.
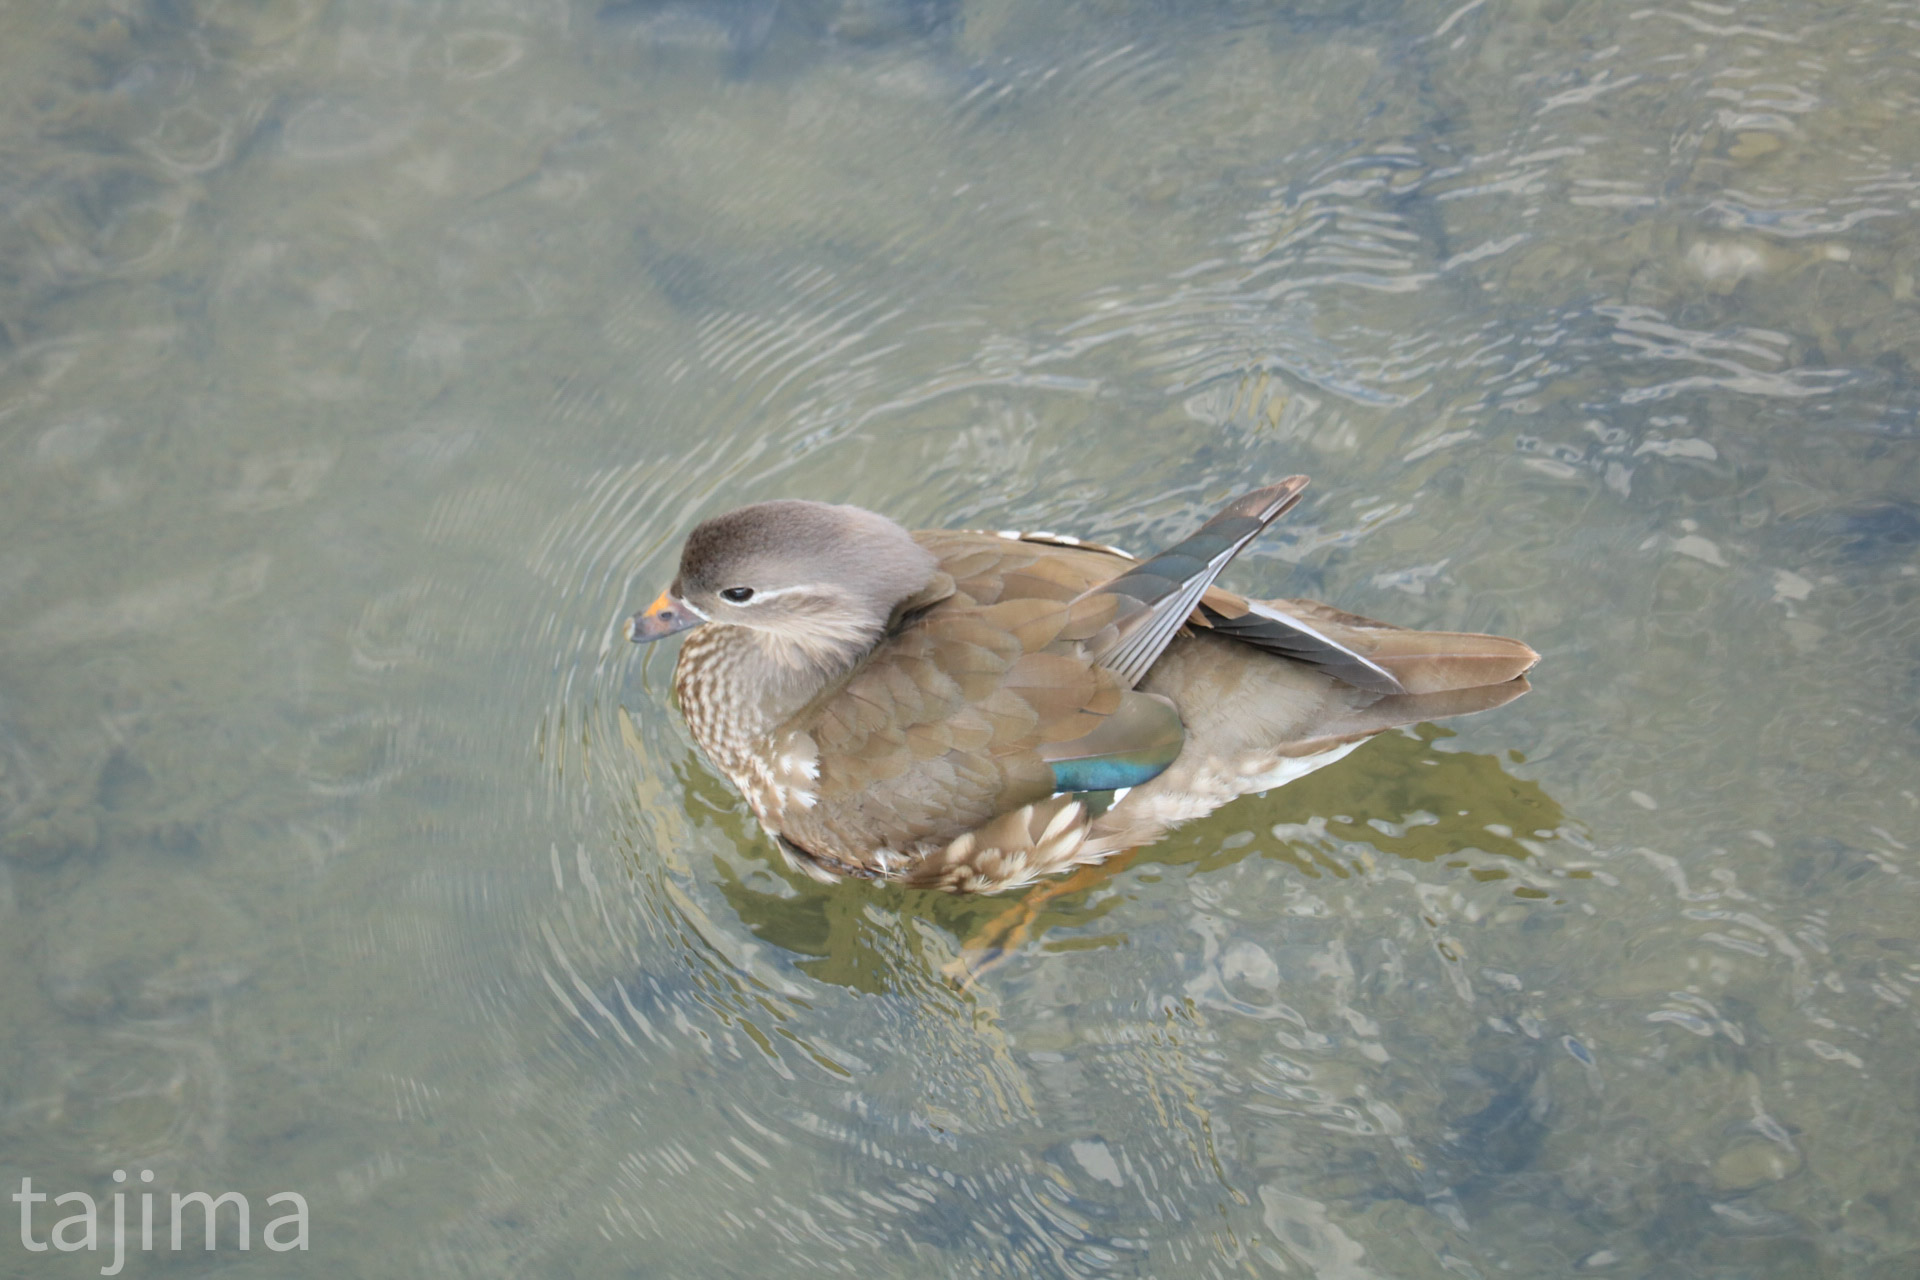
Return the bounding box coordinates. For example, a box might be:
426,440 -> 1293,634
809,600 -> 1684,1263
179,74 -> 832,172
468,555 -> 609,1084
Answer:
3,0 -> 1917,1275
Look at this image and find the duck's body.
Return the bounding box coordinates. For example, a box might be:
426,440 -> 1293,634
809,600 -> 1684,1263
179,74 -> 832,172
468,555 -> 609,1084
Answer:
628,479 -> 1537,892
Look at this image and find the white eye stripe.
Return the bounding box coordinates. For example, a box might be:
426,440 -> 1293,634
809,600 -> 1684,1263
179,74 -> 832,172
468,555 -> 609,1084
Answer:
729,584 -> 818,603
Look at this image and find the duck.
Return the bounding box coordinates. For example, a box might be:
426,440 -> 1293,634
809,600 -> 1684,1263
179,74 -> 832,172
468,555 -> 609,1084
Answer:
626,477 -> 1537,893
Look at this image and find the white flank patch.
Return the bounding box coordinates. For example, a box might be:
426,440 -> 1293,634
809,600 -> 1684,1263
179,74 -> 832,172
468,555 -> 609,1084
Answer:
777,748 -> 820,781
1241,740 -> 1367,793
1042,801 -> 1083,843
768,731 -> 822,808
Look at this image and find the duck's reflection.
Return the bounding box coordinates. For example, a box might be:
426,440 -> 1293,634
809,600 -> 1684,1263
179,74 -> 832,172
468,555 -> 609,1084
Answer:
687,723 -> 1568,993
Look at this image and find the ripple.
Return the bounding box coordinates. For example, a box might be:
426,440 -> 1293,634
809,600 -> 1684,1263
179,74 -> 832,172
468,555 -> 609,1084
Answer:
441,30 -> 526,81
144,104 -> 235,174
346,581 -> 446,672
68,1031 -> 232,1179
279,97 -> 418,162
219,447 -> 335,513
298,710 -> 417,797
0,723 -> 47,828
16,553 -> 271,649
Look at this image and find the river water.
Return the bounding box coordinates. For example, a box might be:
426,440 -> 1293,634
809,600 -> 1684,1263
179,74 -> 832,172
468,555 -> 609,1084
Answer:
3,1 -> 1917,1276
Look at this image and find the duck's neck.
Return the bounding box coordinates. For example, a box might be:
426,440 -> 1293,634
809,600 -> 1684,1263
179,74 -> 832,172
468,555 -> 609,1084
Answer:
672,625 -> 868,776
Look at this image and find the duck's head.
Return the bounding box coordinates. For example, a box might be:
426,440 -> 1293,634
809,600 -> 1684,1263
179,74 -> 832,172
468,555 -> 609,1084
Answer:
625,499 -> 938,671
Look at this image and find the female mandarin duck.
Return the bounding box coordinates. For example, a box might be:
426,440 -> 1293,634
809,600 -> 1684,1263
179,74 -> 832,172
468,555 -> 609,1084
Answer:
626,477 -> 1537,893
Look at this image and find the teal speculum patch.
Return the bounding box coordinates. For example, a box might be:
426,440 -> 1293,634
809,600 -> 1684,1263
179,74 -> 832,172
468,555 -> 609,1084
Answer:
1047,752 -> 1174,795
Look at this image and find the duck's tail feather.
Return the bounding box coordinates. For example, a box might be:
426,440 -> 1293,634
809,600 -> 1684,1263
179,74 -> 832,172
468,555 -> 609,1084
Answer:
1359,629 -> 1539,696
1293,674 -> 1535,755
1212,595 -> 1538,696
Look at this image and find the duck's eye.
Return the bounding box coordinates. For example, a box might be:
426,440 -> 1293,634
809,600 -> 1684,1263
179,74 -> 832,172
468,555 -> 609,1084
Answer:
719,587 -> 755,604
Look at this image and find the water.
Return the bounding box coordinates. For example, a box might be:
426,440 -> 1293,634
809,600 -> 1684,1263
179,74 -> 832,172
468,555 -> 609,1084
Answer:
2,0 -> 1916,1275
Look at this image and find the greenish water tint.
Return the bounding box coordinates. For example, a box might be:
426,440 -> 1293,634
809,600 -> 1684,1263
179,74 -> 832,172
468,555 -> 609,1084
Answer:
2,0 -> 1917,1275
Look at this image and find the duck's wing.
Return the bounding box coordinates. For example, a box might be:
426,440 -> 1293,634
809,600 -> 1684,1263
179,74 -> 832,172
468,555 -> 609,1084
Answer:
1192,590 -> 1407,694
915,496 -> 1518,698
912,528 -> 1135,607
779,593 -> 1184,870
1068,478 -> 1310,688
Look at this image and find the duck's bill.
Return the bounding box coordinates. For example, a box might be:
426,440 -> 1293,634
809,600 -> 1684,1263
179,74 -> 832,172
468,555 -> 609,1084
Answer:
625,589 -> 705,643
